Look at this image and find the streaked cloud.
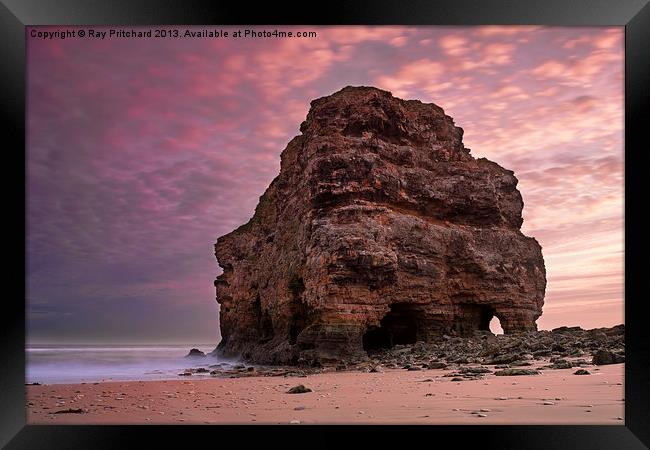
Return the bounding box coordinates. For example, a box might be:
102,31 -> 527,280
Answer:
27,26 -> 624,343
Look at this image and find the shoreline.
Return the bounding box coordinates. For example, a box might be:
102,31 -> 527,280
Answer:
26,360 -> 624,425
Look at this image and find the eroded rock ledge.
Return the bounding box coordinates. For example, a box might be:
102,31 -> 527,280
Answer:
199,325 -> 623,377
213,86 -> 546,365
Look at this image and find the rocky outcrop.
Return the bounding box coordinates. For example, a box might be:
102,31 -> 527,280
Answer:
213,86 -> 546,365
201,324 -> 624,378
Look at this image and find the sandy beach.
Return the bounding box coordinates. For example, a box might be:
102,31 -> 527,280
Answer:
26,361 -> 624,425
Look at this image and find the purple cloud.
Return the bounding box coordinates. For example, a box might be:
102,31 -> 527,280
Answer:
27,26 -> 624,343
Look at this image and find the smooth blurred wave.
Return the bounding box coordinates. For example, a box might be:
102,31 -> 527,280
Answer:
26,344 -> 236,384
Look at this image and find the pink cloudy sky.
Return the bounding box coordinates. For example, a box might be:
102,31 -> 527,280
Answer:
27,26 -> 623,344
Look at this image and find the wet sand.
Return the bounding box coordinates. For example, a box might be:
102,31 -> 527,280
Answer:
26,362 -> 624,424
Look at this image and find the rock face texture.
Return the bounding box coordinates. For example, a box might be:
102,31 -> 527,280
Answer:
214,86 -> 546,365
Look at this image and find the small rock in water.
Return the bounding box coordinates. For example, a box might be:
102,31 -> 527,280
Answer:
185,348 -> 206,358
574,369 -> 591,375
294,406 -> 306,411
477,414 -> 487,418
287,385 -> 312,394
542,401 -> 555,405
289,419 -> 301,424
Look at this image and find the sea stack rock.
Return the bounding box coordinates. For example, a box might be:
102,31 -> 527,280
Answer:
213,86 -> 546,365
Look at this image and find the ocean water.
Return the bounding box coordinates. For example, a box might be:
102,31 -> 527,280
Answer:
26,344 -> 238,384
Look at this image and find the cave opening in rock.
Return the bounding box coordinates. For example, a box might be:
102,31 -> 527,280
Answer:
363,303 -> 421,351
477,305 -> 496,331
288,299 -> 312,345
362,326 -> 391,351
452,304 -> 498,336
252,294 -> 275,343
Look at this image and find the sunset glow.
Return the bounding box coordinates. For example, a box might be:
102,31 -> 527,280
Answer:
27,26 -> 624,343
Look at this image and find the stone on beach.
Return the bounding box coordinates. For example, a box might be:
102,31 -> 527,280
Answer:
592,350 -> 625,366
494,368 -> 540,376
287,385 -> 312,394
53,408 -> 85,414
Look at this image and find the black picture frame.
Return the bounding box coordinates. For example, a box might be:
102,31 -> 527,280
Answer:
3,0 -> 648,448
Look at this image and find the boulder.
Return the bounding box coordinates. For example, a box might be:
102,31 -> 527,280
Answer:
287,385 -> 312,394
213,86 -> 546,365
592,349 -> 625,365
